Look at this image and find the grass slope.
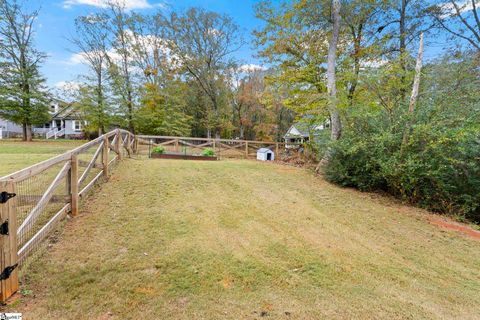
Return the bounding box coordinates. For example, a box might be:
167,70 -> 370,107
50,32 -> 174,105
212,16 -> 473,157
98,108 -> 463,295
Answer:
0,140 -> 85,176
13,159 -> 480,319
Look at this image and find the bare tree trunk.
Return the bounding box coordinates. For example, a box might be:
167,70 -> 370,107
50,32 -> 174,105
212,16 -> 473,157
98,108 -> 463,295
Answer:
22,123 -> 27,141
327,0 -> 342,141
408,33 -> 424,113
399,0 -> 407,100
402,33 -> 424,148
317,0 -> 342,171
26,124 -> 32,141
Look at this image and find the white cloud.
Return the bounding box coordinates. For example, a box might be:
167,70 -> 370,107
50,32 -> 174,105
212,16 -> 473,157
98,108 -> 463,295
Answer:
439,0 -> 479,19
361,59 -> 388,69
62,0 -> 162,10
54,81 -> 81,91
239,64 -> 266,73
66,52 -> 89,65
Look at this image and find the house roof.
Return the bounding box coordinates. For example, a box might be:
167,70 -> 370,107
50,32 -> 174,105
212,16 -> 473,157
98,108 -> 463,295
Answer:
257,148 -> 273,153
51,103 -> 82,120
284,123 -> 323,138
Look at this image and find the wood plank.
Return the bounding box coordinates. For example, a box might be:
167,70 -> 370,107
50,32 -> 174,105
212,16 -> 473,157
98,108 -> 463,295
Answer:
70,155 -> 79,216
78,141 -> 104,186
218,142 -> 245,151
79,170 -> 103,198
103,136 -> 109,178
115,130 -> 122,160
78,160 -> 103,169
0,180 -> 19,302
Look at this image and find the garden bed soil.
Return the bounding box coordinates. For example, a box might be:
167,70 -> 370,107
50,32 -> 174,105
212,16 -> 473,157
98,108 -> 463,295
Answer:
151,153 -> 217,161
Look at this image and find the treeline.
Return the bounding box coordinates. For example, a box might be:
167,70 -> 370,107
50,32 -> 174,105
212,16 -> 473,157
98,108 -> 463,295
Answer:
0,0 -> 295,141
69,3 -> 294,140
255,0 -> 479,222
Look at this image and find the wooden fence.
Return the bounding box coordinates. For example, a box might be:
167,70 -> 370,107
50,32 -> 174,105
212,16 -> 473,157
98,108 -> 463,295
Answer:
136,135 -> 302,159
0,129 -> 134,302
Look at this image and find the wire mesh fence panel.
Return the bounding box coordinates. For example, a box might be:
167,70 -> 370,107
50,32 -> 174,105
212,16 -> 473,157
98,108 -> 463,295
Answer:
0,129 -> 132,273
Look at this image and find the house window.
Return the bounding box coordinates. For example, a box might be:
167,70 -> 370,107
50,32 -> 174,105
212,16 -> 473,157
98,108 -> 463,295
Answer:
74,120 -> 82,131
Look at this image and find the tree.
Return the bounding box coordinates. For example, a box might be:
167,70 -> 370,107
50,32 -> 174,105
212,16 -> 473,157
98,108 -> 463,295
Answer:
0,0 -> 50,141
376,0 -> 432,99
156,7 -> 244,138
326,0 -> 342,142
428,0 -> 480,51
105,1 -> 138,133
71,13 -> 112,135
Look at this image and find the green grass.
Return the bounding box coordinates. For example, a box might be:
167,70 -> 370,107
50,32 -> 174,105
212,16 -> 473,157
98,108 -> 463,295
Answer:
0,139 -> 85,176
9,159 -> 480,319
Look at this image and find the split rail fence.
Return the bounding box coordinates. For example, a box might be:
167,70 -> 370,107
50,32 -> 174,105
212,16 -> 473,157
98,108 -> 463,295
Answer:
0,132 -> 301,302
0,129 -> 134,302
136,135 -> 302,159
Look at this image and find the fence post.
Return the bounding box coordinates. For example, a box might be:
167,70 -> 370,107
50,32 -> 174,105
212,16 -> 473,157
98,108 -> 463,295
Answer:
116,130 -> 122,160
103,135 -> 109,178
126,133 -> 131,158
0,179 -> 19,302
245,141 -> 249,159
275,142 -> 279,157
70,154 -> 79,216
174,138 -> 179,153
133,135 -> 138,154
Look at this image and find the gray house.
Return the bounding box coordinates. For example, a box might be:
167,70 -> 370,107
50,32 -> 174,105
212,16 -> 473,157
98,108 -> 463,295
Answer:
283,121 -> 328,148
0,99 -> 86,139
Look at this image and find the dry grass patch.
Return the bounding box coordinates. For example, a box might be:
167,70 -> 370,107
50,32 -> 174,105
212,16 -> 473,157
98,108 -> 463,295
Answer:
6,159 -> 480,319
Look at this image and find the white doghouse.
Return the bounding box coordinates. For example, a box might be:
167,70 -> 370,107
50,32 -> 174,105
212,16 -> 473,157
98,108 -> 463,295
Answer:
256,148 -> 274,161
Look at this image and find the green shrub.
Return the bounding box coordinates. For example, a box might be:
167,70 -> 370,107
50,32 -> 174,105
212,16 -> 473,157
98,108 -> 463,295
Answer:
202,148 -> 215,156
324,120 -> 480,222
152,146 -> 165,154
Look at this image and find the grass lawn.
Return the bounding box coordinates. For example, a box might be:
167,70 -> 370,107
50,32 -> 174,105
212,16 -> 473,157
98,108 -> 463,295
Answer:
9,159 -> 480,319
0,139 -> 85,176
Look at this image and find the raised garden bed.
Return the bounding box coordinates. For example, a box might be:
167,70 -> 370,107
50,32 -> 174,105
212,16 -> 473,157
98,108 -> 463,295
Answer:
151,153 -> 218,161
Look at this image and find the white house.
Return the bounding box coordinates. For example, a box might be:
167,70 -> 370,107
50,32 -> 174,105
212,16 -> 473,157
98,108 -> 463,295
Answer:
0,99 -> 87,139
283,120 -> 328,148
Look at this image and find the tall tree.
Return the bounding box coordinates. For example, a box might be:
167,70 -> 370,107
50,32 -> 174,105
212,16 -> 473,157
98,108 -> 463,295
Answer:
327,0 -> 342,142
0,0 -> 50,141
156,7 -> 243,138
71,13 -> 111,135
105,1 -> 138,133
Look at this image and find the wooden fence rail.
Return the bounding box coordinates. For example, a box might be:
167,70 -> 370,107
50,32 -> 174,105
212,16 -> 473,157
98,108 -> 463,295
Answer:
0,129 -> 134,302
136,135 -> 302,159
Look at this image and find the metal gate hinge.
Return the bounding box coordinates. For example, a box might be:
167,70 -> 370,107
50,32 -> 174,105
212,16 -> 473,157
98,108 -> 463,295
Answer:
0,191 -> 16,204
0,264 -> 18,281
0,220 -> 8,235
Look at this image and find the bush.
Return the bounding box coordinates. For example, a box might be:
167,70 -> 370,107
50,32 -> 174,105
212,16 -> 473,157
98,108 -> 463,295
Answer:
202,148 -> 215,156
152,146 -> 165,154
324,121 -> 480,223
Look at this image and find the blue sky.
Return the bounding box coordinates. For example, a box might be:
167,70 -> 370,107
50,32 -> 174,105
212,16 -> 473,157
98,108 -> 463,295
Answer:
30,0 -> 463,90
34,0 -> 265,89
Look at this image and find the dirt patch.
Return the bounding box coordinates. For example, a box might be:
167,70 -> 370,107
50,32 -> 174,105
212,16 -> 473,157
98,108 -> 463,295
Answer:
429,217 -> 480,240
